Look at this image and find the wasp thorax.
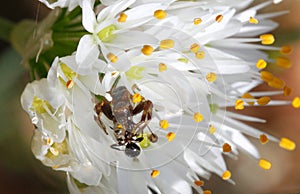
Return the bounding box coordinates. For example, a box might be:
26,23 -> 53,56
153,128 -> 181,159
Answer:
125,142 -> 141,158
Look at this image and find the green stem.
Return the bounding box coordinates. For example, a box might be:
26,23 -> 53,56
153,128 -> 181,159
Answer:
0,17 -> 14,42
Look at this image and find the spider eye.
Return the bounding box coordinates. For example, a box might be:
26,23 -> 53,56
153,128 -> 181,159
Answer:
125,142 -> 141,158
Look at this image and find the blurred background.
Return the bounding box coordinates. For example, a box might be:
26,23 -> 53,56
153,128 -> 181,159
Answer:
0,0 -> 299,193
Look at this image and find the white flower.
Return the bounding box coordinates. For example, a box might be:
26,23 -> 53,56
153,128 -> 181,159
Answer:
20,0 -> 298,194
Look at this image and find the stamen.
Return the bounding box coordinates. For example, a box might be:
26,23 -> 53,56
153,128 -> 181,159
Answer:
166,132 -> 176,142
66,80 -> 74,89
283,86 -> 292,96
242,93 -> 255,106
256,59 -> 267,69
222,143 -> 232,153
222,170 -> 231,180
259,159 -> 272,170
151,170 -> 160,178
118,12 -> 127,23
206,72 -> 217,82
132,93 -> 142,103
194,180 -> 204,186
209,125 -> 216,134
261,71 -> 274,82
154,10 -> 167,19
190,43 -> 200,53
257,96 -> 271,105
260,134 -> 269,144
46,137 -> 53,145
195,51 -> 205,59
107,53 -> 118,63
203,190 -> 212,194
268,77 -> 285,89
249,16 -> 259,24
260,34 -> 275,45
194,18 -> 202,25
280,46 -> 292,55
216,14 -> 223,23
159,63 -> 167,72
292,97 -> 300,108
276,57 -> 292,68
117,124 -> 123,129
193,112 -> 203,123
160,39 -> 174,49
159,120 -> 169,130
235,99 -> 244,110
141,45 -> 154,56
279,138 -> 296,151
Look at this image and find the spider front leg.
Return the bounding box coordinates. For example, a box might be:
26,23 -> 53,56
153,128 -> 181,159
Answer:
94,98 -> 115,135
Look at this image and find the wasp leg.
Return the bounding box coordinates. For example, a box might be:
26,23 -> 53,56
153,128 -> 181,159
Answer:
95,99 -> 116,135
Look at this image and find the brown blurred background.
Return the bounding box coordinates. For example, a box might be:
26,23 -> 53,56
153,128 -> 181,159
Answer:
0,0 -> 299,194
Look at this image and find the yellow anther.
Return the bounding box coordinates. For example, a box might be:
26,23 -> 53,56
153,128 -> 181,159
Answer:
280,46 -> 292,55
222,143 -> 232,153
249,16 -> 259,24
194,180 -> 204,186
166,132 -> 176,142
107,53 -> 118,63
160,39 -> 174,49
216,14 -> 223,23
132,93 -> 142,103
256,59 -> 267,69
118,12 -> 127,23
235,99 -> 244,110
190,43 -> 200,53
257,96 -> 271,105
141,45 -> 154,56
279,138 -> 296,151
283,86 -> 292,96
260,34 -> 275,45
46,137 -> 53,145
203,190 -> 212,194
260,134 -> 269,144
292,97 -> 300,108
159,120 -> 169,130
209,125 -> 216,134
158,63 -> 167,72
117,124 -> 123,129
195,51 -> 205,59
206,72 -> 217,82
222,170 -> 231,180
66,80 -> 74,89
194,18 -> 202,25
49,147 -> 59,156
276,57 -> 292,68
193,112 -> 203,123
242,93 -> 255,106
151,170 -> 160,178
154,10 -> 167,19
259,159 -> 272,170
260,71 -> 274,82
268,77 -> 285,89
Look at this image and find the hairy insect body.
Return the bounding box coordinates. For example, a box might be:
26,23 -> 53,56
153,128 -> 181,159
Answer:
95,86 -> 156,158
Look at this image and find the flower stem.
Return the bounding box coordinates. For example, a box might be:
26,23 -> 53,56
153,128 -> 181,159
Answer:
0,17 -> 14,43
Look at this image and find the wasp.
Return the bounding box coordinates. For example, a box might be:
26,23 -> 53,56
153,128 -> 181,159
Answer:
95,85 -> 158,158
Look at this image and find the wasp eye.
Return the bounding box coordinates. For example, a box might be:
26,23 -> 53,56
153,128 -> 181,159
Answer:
125,142 -> 141,158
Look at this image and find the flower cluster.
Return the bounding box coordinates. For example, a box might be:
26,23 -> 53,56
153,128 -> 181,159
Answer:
21,0 -> 299,193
